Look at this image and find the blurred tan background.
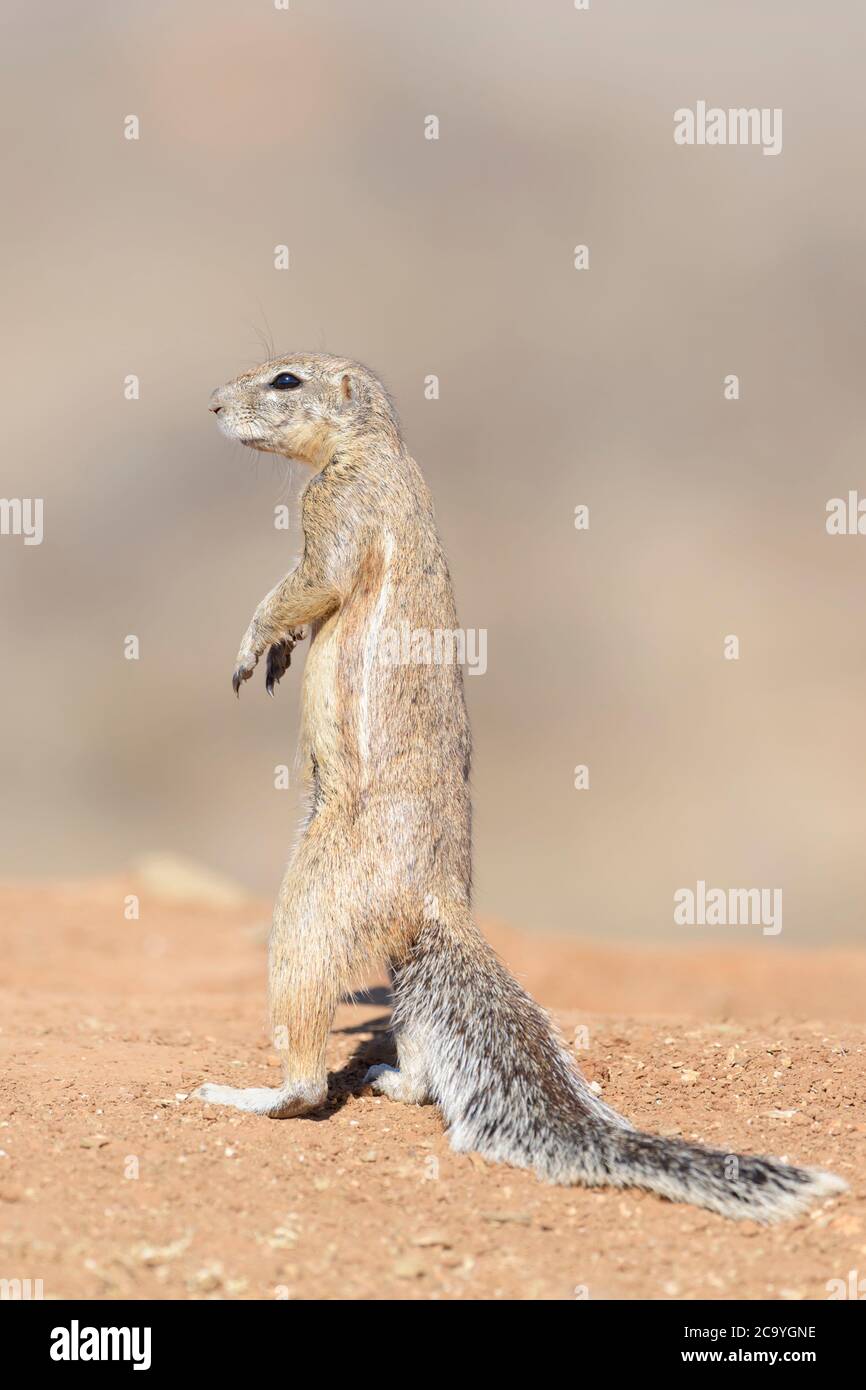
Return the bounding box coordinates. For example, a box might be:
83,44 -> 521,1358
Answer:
2,0 -> 865,946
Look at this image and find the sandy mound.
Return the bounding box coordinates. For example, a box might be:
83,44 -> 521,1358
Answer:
0,880 -> 862,1300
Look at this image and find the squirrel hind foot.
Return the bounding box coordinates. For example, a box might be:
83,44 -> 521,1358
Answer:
194,1080 -> 325,1118
362,1063 -> 432,1106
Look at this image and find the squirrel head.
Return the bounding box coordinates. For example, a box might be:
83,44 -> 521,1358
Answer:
209,353 -> 399,468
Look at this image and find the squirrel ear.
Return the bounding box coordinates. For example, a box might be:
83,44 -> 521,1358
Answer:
339,372 -> 367,411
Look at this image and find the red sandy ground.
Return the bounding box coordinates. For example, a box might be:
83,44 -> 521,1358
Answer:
1,881 -> 864,1301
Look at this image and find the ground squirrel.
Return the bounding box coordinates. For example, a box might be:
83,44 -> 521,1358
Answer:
195,352 -> 845,1221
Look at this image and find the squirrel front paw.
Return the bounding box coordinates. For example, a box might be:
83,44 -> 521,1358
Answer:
232,643 -> 259,695
232,627 -> 305,696
265,629 -> 305,696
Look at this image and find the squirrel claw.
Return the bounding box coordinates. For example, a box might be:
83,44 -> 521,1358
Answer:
265,630 -> 305,697
265,639 -> 292,696
232,660 -> 256,695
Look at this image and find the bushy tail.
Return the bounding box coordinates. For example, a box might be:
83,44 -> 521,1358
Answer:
551,1122 -> 845,1221
392,918 -> 846,1222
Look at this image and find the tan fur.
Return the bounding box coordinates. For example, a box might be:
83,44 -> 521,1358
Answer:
194,352 -> 846,1222
199,353 -> 472,1116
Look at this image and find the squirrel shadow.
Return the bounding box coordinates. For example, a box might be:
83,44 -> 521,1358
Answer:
312,989 -> 397,1119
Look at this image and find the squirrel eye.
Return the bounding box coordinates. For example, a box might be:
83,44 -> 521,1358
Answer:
270,372 -> 303,389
